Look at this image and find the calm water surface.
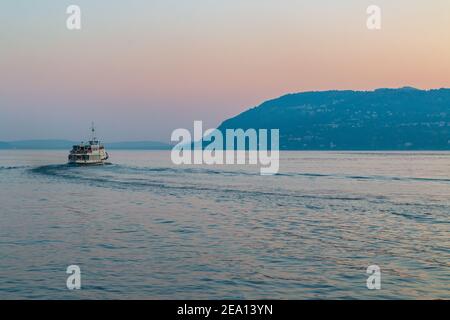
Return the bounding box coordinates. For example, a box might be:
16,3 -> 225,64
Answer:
0,150 -> 449,299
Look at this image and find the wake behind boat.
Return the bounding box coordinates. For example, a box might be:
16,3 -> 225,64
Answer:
68,123 -> 109,165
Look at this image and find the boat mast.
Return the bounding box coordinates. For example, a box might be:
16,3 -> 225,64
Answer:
91,122 -> 97,142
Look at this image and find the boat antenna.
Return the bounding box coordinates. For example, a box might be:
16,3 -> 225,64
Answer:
91,122 -> 96,142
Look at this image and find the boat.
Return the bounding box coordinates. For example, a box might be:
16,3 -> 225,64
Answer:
68,123 -> 109,165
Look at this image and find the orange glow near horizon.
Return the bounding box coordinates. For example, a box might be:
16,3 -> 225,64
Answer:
0,0 -> 449,140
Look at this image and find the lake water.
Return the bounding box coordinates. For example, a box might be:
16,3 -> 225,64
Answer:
0,150 -> 449,299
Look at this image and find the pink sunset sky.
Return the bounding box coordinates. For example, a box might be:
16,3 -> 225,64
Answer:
1,0 -> 449,141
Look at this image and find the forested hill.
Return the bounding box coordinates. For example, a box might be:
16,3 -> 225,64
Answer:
218,87 -> 450,150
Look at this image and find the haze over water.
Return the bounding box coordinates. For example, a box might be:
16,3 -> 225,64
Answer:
0,150 -> 448,299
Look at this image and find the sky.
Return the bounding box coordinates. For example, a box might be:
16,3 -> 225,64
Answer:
1,0 -> 449,141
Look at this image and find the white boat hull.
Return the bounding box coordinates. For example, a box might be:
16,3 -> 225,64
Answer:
68,159 -> 107,165
68,149 -> 109,165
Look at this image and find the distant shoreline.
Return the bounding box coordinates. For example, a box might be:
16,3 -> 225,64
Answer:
1,148 -> 449,152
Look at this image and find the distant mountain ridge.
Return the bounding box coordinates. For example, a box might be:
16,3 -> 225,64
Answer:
0,142 -> 11,149
106,141 -> 172,150
0,140 -> 172,150
218,87 -> 450,150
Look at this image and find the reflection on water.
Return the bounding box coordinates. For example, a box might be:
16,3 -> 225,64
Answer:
0,151 -> 449,299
